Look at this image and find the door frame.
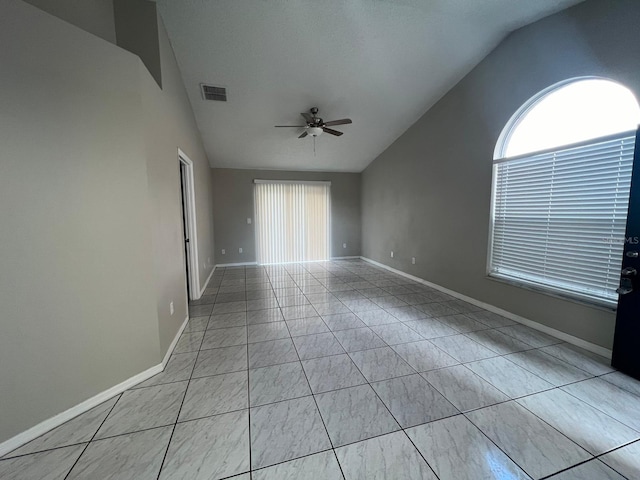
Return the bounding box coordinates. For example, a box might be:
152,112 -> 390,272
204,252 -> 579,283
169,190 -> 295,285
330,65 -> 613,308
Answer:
178,148 -> 201,300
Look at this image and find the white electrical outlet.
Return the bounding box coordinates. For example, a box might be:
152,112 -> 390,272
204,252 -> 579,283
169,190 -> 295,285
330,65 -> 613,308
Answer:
239,247 -> 243,253
247,218 -> 252,224
412,257 -> 416,265
343,243 -> 347,248
170,302 -> 174,315
222,249 -> 226,255
390,251 -> 394,258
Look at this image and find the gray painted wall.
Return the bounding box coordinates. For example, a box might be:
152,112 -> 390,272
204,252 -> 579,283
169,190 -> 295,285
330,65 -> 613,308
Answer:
212,169 -> 361,264
142,14 -> 216,354
0,0 -> 215,443
23,0 -> 116,43
362,0 -> 640,349
0,0 -> 157,443
114,0 -> 162,88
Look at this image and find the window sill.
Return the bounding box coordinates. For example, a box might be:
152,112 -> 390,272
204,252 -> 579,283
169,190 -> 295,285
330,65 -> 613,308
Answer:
485,273 -> 617,313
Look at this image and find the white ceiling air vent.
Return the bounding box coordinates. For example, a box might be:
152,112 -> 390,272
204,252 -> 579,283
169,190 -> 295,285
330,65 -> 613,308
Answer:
201,84 -> 227,101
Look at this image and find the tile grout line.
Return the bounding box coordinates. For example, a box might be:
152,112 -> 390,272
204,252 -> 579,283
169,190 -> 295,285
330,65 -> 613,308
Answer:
536,444 -> 634,480
2,394 -> 125,462
461,375 -> 636,478
244,267 -> 253,478
249,448 -> 336,476
327,331 -> 445,478
1,441 -> 90,462
278,293 -> 348,480
62,392 -> 123,479
154,320 -> 206,480
295,279 -> 375,480
312,278 -> 446,475
558,380 -> 640,431
306,271 -> 447,478
419,308 -> 603,470
461,409 -> 543,479
590,438 -> 639,480
296,268 -> 436,475
209,265 -> 254,478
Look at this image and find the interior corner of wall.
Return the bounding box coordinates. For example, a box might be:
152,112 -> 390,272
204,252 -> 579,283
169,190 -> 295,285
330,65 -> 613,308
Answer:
113,0 -> 162,89
155,320 -> 164,364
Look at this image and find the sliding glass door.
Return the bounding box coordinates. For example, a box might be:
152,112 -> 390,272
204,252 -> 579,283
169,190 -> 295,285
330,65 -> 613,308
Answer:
254,180 -> 331,264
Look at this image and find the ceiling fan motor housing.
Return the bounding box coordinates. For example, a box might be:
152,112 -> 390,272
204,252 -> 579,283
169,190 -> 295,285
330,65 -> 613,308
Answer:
307,126 -> 323,137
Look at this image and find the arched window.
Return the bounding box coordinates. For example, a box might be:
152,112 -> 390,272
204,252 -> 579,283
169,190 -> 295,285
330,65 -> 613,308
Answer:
489,78 -> 640,306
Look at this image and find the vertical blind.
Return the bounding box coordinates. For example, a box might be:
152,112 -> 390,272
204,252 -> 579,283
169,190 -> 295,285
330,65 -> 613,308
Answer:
490,132 -> 636,306
254,180 -> 331,264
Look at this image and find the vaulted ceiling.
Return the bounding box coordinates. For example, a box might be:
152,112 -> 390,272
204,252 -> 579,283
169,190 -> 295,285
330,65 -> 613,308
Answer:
156,0 -> 582,172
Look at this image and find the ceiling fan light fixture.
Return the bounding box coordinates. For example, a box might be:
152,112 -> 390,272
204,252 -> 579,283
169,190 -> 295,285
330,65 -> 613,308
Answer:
307,126 -> 323,137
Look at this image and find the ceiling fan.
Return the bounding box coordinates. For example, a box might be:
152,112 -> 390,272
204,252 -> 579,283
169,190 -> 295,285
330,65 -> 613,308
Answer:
275,107 -> 352,138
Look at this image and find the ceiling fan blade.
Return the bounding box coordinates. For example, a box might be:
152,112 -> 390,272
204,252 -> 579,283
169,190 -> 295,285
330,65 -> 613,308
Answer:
275,125 -> 307,128
298,131 -> 308,138
323,118 -> 352,127
322,127 -> 343,136
301,112 -> 314,123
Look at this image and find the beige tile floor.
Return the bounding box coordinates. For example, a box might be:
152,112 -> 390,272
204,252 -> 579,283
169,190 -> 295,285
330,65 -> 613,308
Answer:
2,259 -> 640,479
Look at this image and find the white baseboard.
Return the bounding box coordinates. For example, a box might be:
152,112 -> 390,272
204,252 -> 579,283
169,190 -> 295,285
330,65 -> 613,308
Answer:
198,266 -> 216,297
218,258 -> 361,266
215,262 -> 258,268
0,313 -> 191,458
360,256 -> 613,359
162,315 -> 190,367
0,363 -> 161,458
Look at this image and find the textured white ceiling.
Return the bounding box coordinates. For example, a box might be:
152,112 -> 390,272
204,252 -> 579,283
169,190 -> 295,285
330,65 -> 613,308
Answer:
156,0 -> 582,172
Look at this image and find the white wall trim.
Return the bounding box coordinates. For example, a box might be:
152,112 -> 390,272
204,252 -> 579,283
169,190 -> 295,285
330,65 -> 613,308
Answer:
178,148 -> 201,300
0,364 -> 161,457
199,265 -> 216,297
360,256 -> 613,359
162,315 -> 190,368
0,312 -> 191,458
331,256 -> 361,260
216,262 -> 258,268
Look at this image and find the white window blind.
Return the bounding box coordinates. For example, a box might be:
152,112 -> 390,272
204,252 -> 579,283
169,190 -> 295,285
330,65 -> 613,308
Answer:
489,132 -> 636,306
254,181 -> 331,264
